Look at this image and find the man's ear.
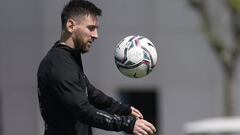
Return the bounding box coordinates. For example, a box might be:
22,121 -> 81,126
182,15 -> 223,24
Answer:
66,18 -> 76,33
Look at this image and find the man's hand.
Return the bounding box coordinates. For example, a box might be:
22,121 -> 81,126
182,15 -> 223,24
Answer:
133,119 -> 156,135
131,106 -> 143,119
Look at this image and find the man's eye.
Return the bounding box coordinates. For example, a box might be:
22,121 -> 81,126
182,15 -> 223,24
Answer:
88,26 -> 96,31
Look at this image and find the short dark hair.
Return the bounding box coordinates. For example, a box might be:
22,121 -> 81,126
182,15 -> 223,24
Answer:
61,0 -> 102,29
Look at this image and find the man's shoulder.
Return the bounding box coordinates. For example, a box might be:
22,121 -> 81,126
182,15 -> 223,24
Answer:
43,46 -> 73,64
39,47 -> 74,72
38,47 -> 79,81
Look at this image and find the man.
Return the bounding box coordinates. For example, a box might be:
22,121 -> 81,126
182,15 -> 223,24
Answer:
37,1 -> 156,135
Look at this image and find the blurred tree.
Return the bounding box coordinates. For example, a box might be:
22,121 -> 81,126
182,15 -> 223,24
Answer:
187,0 -> 240,116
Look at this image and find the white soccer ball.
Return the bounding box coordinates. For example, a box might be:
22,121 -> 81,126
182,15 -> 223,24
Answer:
114,35 -> 158,78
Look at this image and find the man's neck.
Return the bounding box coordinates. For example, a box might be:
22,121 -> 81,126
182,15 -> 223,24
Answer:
60,31 -> 75,48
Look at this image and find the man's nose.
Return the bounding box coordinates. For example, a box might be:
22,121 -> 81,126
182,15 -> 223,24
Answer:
92,30 -> 98,39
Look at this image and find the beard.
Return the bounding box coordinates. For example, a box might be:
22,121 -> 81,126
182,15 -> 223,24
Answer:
75,39 -> 90,53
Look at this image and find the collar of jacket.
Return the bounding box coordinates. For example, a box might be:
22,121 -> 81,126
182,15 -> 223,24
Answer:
54,41 -> 84,72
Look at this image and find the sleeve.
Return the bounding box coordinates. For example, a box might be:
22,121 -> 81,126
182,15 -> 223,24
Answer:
49,56 -> 136,133
85,77 -> 132,116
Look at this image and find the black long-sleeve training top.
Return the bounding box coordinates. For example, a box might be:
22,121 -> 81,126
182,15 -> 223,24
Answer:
37,41 -> 136,135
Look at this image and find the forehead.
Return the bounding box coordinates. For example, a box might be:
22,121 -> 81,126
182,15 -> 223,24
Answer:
77,14 -> 99,26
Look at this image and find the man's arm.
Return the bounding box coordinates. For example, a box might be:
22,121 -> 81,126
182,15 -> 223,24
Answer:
51,78 -> 156,134
85,77 -> 144,118
47,56 -> 136,133
85,81 -> 131,115
51,76 -> 136,133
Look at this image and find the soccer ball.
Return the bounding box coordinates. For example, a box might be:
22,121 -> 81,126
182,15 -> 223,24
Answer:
114,35 -> 158,78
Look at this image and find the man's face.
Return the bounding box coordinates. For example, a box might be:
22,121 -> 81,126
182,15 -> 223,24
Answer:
72,14 -> 99,53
